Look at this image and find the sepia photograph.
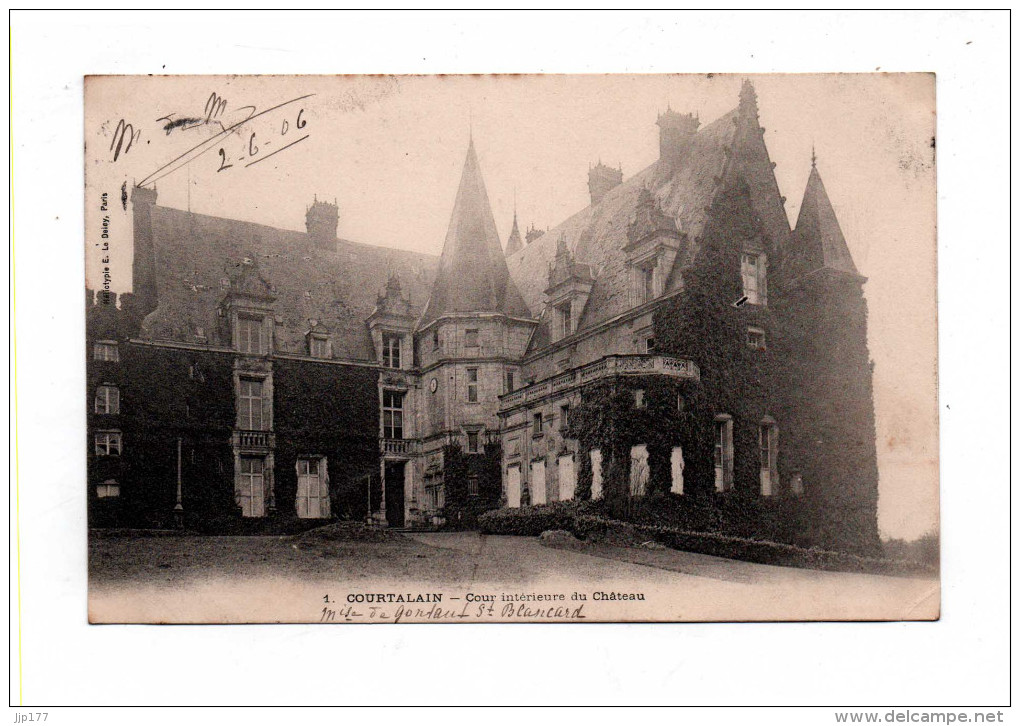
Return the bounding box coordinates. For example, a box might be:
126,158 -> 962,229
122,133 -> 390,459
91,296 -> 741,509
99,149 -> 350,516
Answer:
83,73 -> 938,624
9,7 -> 1012,717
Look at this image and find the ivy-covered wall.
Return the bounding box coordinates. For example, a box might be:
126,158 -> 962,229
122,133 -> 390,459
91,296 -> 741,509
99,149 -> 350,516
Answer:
86,335 -> 381,530
273,358 -> 379,521
645,177 -> 880,555
88,343 -> 237,528
441,441 -> 502,529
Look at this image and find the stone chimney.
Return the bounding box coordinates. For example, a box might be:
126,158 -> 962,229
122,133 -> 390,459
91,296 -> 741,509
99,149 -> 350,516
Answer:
656,107 -> 699,166
305,196 -> 339,251
588,161 -> 623,206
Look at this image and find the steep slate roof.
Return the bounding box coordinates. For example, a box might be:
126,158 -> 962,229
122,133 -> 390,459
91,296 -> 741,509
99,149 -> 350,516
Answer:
789,162 -> 860,277
139,206 -> 437,361
417,139 -> 533,329
506,107 -> 740,344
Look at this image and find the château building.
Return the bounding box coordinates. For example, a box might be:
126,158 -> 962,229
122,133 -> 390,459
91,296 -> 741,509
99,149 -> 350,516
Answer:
86,81 -> 879,552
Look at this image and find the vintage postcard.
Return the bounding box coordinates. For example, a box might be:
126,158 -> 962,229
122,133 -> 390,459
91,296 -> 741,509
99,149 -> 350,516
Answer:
84,74 -> 938,623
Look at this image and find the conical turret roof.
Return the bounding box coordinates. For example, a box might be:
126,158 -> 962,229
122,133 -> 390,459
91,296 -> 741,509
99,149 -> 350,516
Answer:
418,139 -> 533,328
505,208 -> 524,256
791,161 -> 859,277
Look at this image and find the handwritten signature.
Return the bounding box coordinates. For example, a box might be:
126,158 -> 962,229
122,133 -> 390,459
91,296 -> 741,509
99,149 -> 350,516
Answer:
108,90 -> 315,186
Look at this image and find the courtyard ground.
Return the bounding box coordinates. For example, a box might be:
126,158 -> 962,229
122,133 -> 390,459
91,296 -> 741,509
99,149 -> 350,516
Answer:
88,529 -> 939,623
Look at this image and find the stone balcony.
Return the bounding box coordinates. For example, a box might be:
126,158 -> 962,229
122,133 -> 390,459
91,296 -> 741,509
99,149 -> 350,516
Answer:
498,354 -> 700,411
233,429 -> 275,450
381,438 -> 421,457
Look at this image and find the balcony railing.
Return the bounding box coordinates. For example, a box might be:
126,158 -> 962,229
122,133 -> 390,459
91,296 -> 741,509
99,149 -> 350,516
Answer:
498,354 -> 700,411
381,438 -> 421,456
236,430 -> 272,449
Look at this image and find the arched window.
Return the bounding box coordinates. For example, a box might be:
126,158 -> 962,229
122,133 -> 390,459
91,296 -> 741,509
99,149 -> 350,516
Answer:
759,416 -> 779,496
714,414 -> 734,492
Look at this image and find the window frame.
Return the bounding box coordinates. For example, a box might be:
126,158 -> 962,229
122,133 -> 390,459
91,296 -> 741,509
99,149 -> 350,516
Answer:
94,430 -> 122,456
532,412 -> 543,437
747,326 -> 767,351
466,368 -> 479,403
759,419 -> 779,496
464,328 -> 480,348
555,301 -> 573,339
93,341 -> 119,362
713,415 -> 734,492
238,377 -> 265,431
238,455 -> 266,518
466,430 -> 480,454
309,335 -> 329,359
740,251 -> 768,306
382,333 -> 402,368
96,480 -> 121,498
382,389 -> 404,439
94,384 -> 120,414
238,315 -> 265,355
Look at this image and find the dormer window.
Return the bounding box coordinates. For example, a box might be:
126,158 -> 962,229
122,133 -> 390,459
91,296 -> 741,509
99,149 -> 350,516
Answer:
382,333 -> 401,368
238,315 -> 265,355
556,301 -> 573,339
741,252 -> 768,306
309,336 -> 329,359
641,264 -> 656,303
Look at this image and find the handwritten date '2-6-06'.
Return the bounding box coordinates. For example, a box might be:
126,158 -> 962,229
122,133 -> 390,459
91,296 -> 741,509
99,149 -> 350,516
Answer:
218,107 -> 308,172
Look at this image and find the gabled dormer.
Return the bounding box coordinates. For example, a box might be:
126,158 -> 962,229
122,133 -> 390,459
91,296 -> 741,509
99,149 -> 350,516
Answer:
220,254 -> 277,356
544,236 -> 593,342
368,273 -> 414,369
624,187 -> 682,306
305,319 -> 331,359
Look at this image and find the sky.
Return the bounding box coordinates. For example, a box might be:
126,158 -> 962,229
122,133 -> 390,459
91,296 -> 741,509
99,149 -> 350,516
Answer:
85,74 -> 937,540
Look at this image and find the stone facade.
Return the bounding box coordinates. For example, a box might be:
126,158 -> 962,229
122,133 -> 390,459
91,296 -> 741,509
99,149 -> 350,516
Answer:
85,81 -> 879,551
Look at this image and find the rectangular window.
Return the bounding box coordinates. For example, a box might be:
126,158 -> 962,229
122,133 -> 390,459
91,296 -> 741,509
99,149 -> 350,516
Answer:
238,456 -> 266,518
641,265 -> 656,303
505,369 -> 515,393
433,329 -> 440,350
532,412 -> 543,436
93,342 -> 119,361
741,252 -> 768,306
759,423 -> 778,496
465,328 -> 479,348
645,336 -> 656,353
94,431 -> 122,456
714,417 -> 734,491
238,316 -> 264,355
559,404 -> 570,432
382,333 -> 401,368
96,481 -> 120,498
382,390 -> 404,439
296,457 -> 325,518
466,368 -> 478,402
467,431 -> 479,453
94,385 -> 120,414
556,301 -> 573,339
238,378 -> 265,430
468,475 -> 479,496
310,337 -> 329,359
634,389 -> 646,408
747,326 -> 766,351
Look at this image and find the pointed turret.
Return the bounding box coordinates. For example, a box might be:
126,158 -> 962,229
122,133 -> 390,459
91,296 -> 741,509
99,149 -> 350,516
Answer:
505,206 -> 523,256
789,156 -> 860,280
418,139 -> 532,328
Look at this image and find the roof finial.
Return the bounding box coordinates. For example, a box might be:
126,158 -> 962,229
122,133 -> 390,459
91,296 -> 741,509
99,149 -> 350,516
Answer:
811,143 -> 817,169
